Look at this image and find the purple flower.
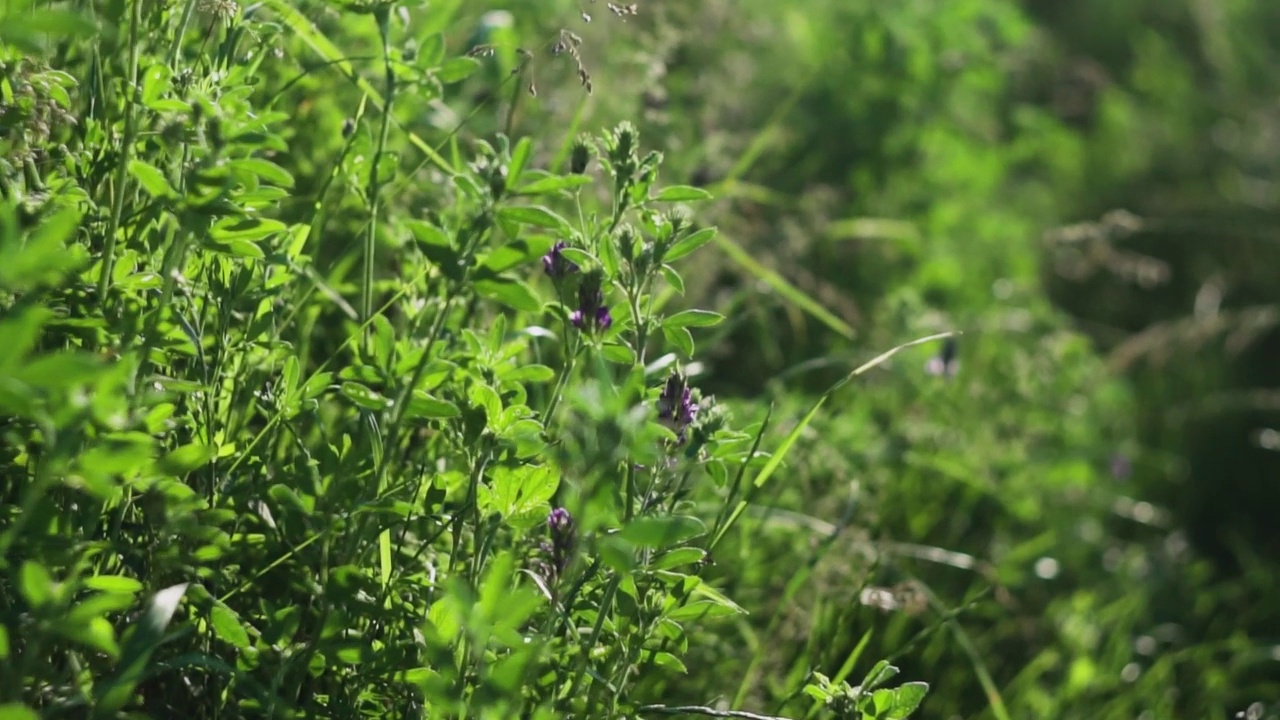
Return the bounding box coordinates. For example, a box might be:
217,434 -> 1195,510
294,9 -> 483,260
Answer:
570,274 -> 612,333
657,371 -> 699,443
542,241 -> 578,279
537,507 -> 577,587
548,507 -> 574,536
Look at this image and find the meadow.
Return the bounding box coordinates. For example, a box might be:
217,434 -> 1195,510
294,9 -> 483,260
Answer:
3,0 -> 1280,718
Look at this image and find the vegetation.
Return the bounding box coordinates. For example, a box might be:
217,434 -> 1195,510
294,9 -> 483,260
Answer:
2,0 -> 1278,718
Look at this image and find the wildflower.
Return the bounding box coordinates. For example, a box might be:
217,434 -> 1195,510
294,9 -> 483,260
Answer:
657,370 -> 698,443
536,507 -> 576,587
542,241 -> 578,278
570,272 -> 612,332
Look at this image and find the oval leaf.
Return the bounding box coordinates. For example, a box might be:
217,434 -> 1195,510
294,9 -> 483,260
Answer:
654,185 -> 712,202
619,515 -> 706,548
665,310 -> 724,328
209,604 -> 251,649
497,205 -> 571,232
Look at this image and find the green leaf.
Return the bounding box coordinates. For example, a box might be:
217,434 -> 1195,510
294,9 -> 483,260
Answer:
684,581 -> 747,618
652,651 -> 688,674
19,561 -> 54,609
437,57 -> 480,83
861,660 -> 900,691
57,615 -> 121,657
475,278 -> 542,312
66,592 -> 136,625
0,307 -> 50,372
83,576 -> 144,594
558,247 -> 598,269
502,364 -> 555,384
157,443 -> 217,475
229,158 -> 295,188
663,227 -> 717,263
665,309 -> 724,328
651,547 -> 707,570
14,351 -> 103,388
507,137 -> 532,186
205,237 -> 266,259
94,583 -> 188,716
269,483 -> 312,516
420,32 -> 445,65
480,236 -> 556,274
128,159 -> 176,198
666,599 -> 741,622
654,185 -> 712,202
140,64 -> 170,106
598,535 -> 636,574
210,217 -> 288,243
341,381 -> 391,411
408,220 -> 453,249
619,515 -> 706,548
496,205 -> 572,232
663,325 -> 694,358
0,11 -> 97,52
0,205 -> 87,292
209,604 -> 251,649
601,342 -> 636,365
887,682 -> 929,718
660,264 -> 685,294
406,390 -> 460,419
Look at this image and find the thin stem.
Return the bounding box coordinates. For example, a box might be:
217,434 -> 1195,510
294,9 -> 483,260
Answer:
637,705 -> 800,720
563,574 -> 620,706
166,0 -> 201,65
363,10 -> 397,348
96,0 -> 143,305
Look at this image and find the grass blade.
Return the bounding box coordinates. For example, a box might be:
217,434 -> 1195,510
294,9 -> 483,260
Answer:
709,331 -> 956,551
712,232 -> 856,341
93,583 -> 189,716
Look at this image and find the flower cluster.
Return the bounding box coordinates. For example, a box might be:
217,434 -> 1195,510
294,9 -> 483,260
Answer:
535,507 -> 577,590
570,272 -> 612,333
542,241 -> 578,279
657,371 -> 698,444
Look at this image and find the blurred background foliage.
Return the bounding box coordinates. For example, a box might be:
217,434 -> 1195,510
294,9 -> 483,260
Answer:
5,0 -> 1280,716
444,0 -> 1280,716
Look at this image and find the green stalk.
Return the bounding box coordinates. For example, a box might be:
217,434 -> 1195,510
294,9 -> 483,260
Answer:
166,0 -> 201,65
96,0 -> 142,303
362,9 -> 396,348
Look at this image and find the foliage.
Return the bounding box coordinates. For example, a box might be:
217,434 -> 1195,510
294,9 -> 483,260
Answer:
3,0 -> 1280,719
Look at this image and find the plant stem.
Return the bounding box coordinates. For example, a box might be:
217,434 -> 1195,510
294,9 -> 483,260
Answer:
363,9 -> 396,349
96,0 -> 143,305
